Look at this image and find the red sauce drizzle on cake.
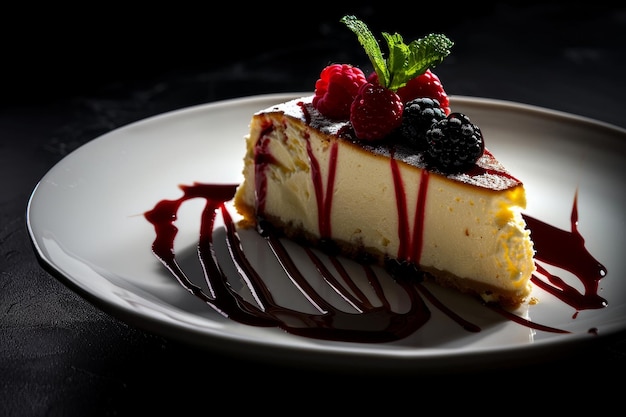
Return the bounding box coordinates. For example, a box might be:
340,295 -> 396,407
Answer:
390,156 -> 429,263
306,135 -> 338,238
252,123 -> 277,215
464,149 -> 521,183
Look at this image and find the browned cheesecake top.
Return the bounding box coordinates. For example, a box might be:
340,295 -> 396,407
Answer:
256,95 -> 523,191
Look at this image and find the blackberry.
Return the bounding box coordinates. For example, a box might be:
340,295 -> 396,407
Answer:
425,112 -> 484,173
400,97 -> 446,150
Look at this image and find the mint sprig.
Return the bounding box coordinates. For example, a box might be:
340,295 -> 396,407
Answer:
340,15 -> 453,91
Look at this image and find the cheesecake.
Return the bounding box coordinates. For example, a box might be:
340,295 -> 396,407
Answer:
233,16 -> 535,307
233,95 -> 535,307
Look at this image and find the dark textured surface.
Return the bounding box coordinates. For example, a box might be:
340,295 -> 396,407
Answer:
2,3 -> 626,415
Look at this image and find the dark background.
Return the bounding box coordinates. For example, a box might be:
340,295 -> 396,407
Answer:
2,3 -> 626,416
4,2 -> 624,126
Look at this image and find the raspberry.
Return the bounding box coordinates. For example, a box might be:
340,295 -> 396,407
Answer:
425,112 -> 484,174
313,64 -> 367,120
367,69 -> 450,115
400,97 -> 447,150
350,82 -> 403,141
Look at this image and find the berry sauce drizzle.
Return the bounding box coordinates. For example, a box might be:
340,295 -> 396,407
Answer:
144,181 -> 607,342
523,190 -> 608,311
145,183 -> 431,342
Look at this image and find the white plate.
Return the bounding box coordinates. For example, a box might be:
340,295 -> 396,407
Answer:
27,93 -> 626,372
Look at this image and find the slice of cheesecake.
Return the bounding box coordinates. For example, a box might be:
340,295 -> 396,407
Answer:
233,95 -> 535,307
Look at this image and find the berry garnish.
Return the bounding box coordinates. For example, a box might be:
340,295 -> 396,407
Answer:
340,15 -> 453,141
367,70 -> 451,115
400,97 -> 447,150
401,70 -> 450,115
313,64 -> 367,120
350,82 -> 404,141
425,113 -> 485,173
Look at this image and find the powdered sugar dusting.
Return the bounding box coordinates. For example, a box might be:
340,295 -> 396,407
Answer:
257,95 -> 521,191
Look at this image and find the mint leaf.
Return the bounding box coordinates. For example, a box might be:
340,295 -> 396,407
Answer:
341,15 -> 453,91
340,15 -> 389,84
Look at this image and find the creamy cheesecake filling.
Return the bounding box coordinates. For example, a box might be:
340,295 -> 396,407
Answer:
234,96 -> 535,306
